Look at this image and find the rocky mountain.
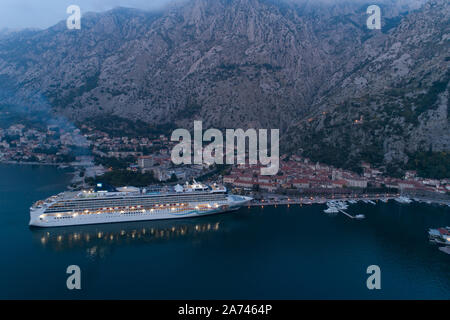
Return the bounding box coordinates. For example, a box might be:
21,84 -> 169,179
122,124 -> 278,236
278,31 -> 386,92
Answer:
0,0 -> 448,177
285,0 -> 449,177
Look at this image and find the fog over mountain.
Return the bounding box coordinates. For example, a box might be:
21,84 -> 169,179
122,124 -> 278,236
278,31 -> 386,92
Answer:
0,0 -> 427,29
0,0 -> 448,176
0,0 -> 181,29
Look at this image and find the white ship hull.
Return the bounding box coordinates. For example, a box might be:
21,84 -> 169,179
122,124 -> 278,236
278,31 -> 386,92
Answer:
30,196 -> 252,228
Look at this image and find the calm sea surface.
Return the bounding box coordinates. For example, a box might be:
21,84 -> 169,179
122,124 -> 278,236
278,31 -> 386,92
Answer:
0,164 -> 449,299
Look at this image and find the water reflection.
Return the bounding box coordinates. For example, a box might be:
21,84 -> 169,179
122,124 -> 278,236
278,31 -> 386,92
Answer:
31,218 -> 223,258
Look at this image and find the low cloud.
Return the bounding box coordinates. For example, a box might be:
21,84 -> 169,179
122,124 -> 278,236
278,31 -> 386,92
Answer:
0,0 -> 427,30
0,0 -> 176,30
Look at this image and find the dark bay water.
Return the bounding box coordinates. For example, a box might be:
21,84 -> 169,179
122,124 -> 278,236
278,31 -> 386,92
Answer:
0,164 -> 449,299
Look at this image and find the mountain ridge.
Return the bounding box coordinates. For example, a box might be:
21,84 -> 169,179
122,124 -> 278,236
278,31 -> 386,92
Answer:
0,0 -> 448,177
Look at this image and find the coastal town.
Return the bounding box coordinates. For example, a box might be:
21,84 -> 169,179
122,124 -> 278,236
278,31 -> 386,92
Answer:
1,123 -> 449,203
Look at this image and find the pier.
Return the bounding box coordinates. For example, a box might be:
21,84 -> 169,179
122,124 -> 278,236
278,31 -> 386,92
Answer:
247,196 -> 397,208
338,209 -> 355,219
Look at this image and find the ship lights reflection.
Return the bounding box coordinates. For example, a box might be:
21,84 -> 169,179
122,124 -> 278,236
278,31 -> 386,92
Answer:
33,221 -> 222,258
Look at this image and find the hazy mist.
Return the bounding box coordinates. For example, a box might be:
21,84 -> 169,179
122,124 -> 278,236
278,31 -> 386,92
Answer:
0,0 -> 427,30
0,0 -> 176,30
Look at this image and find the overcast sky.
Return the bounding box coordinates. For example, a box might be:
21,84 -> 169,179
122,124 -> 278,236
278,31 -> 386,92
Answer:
0,0 -> 425,30
0,0 -> 176,30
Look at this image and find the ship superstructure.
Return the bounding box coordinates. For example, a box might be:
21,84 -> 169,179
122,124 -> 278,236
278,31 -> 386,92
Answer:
30,181 -> 252,227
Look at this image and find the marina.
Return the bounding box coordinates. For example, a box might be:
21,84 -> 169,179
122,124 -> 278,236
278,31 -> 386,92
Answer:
249,195 -> 450,221
248,196 -> 396,207
323,200 -> 364,219
248,195 -> 449,208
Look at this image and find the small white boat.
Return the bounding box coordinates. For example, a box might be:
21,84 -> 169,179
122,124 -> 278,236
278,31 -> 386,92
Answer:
335,201 -> 348,210
324,206 -> 339,214
395,196 -> 412,204
428,227 -> 450,245
355,214 -> 365,219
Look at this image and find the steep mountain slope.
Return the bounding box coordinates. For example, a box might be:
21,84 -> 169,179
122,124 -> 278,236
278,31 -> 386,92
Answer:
0,0 -> 425,126
285,0 -> 449,176
0,0 -> 447,176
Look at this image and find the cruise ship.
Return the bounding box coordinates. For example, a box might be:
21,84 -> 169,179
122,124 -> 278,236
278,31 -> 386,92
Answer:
30,181 -> 252,228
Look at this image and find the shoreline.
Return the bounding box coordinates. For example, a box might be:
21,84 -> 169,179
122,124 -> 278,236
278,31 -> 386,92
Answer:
0,161 -> 66,166
0,161 -> 92,168
248,196 -> 450,207
2,162 -> 448,207
0,161 -> 84,186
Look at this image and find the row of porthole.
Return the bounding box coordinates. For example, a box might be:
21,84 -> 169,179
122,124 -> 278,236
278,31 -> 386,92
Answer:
50,206 -> 207,219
